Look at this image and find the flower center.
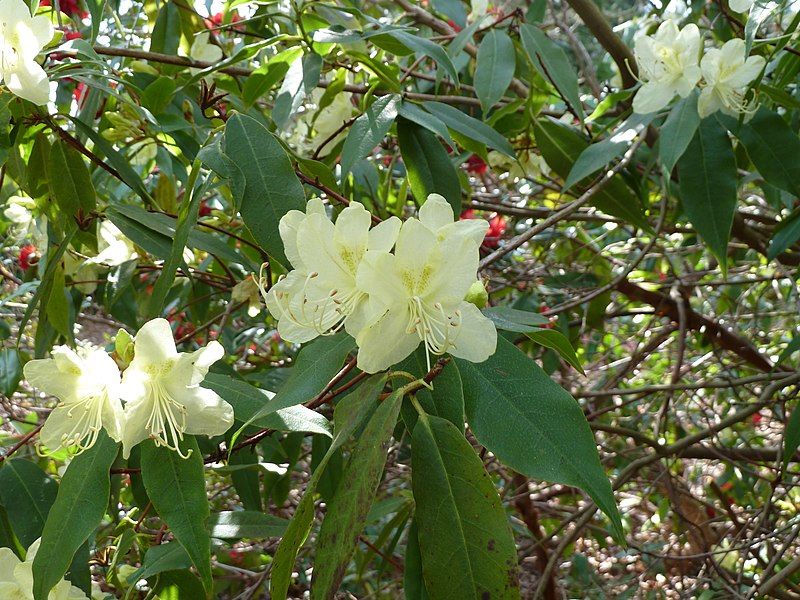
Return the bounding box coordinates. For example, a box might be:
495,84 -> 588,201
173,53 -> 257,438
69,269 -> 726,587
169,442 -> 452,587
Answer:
405,297 -> 462,371
144,377 -> 190,458
48,393 -> 105,454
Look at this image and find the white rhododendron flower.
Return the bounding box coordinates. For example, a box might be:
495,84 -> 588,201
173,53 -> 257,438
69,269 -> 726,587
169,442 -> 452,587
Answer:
355,195 -> 497,373
698,39 -> 765,118
261,199 -> 401,343
23,345 -> 124,454
632,20 -> 701,114
488,150 -> 550,181
119,318 -> 233,459
189,31 -> 223,69
90,221 -> 138,267
284,90 -> 355,157
728,0 -> 754,12
0,0 -> 54,105
3,195 -> 47,245
0,539 -> 88,600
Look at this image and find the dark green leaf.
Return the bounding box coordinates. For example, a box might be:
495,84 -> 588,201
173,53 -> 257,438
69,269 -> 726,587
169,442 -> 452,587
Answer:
422,101 -> 514,156
141,437 -> 212,592
784,401 -> 800,468
0,348 -> 22,396
397,101 -> 454,146
311,390 -> 404,597
151,1 -> 181,55
128,543 -> 192,583
340,95 -> 400,175
223,113 -> 306,267
534,118 -> 650,230
207,511 -> 288,539
385,31 -> 460,84
32,431 -> 118,600
0,459 -> 58,547
475,29 -> 516,112
525,328 -> 584,374
270,376 -> 385,600
659,92 -> 701,174
520,24 -> 584,122
412,413 -> 520,599
403,519 -> 429,600
482,306 -> 549,330
456,337 -> 622,538
397,118 -> 461,214
678,118 -> 738,272
48,140 -> 96,216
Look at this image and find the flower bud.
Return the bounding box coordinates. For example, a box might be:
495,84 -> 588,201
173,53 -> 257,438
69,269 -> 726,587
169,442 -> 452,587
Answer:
465,280 -> 488,309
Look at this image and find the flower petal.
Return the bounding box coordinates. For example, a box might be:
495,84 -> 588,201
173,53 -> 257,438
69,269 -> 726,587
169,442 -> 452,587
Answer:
0,547 -> 21,581
367,216 -> 401,253
119,392 -> 153,459
5,60 -> 51,106
632,80 -> 674,114
171,341 -> 224,387
23,356 -> 80,400
726,55 -> 765,89
418,194 -> 454,231
448,302 -> 497,363
697,88 -> 720,118
132,318 -> 178,367
181,387 -> 234,437
356,306 -> 420,373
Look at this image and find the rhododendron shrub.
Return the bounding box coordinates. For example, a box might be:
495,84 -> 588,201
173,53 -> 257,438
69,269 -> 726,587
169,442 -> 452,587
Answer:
1,0 -> 799,597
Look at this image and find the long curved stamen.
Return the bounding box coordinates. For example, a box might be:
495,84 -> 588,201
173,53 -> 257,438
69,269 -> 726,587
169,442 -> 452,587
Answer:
38,394 -> 105,456
406,297 -> 461,371
145,380 -> 191,458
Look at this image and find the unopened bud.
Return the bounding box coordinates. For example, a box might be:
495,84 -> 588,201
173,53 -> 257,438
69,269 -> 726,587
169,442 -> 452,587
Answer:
465,280 -> 488,308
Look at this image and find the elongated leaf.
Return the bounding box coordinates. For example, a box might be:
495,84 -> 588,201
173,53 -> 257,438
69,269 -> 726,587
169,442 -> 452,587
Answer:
533,118 -> 650,230
677,118 -> 738,272
141,437 -> 212,592
151,1 -> 180,55
0,459 -> 57,548
397,101 -> 454,147
385,30 -> 459,84
397,348 -> 464,430
475,29 -> 516,112
223,113 -> 306,266
270,376 -> 385,600
520,24 -> 584,122
341,95 -> 400,175
422,101 -> 514,156
397,118 -> 461,214
564,114 -> 651,190
659,93 -> 701,174
48,140 -> 96,217
107,207 -> 173,259
0,348 -> 22,396
768,208 -> 800,259
403,520 -> 429,600
483,306 -> 549,329
128,543 -> 192,583
525,328 -> 584,374
32,432 -> 118,600
456,337 -> 622,538
784,401 -> 800,468
722,107 -> 800,197
412,413 -> 520,599
311,390 -> 404,597
208,511 -> 288,539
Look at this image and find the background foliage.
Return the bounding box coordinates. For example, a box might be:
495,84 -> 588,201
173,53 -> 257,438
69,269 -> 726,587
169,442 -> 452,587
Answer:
2,0 -> 800,597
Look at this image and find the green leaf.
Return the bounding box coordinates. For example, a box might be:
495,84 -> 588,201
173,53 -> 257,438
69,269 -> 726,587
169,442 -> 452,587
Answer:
385,30 -> 460,85
260,405 -> 332,437
106,207 -> 174,259
768,208 -> 800,260
520,24 -> 584,122
340,94 -> 400,175
47,140 -> 96,217
0,459 -> 58,547
128,543 -> 192,583
397,118 -> 461,214
721,107 -> 800,197
397,101 -> 454,147
659,92 -> 701,174
482,306 -> 549,330
141,437 -> 212,592
525,328 -> 584,374
778,333 -> 800,365
273,52 -> 323,128
145,165 -> 204,318
32,432 -> 118,600
456,337 -> 622,538
397,348 -> 464,430
223,113 -> 306,267
474,29 -> 516,112
412,413 -> 520,599
0,348 -> 22,397
151,1 -> 181,55
784,401 -> 800,468
677,117 -> 738,273
311,390 -> 404,597
533,118 -> 650,231
270,375 -> 386,600
207,511 -> 288,539
564,114 -> 652,190
422,101 -> 514,156
403,520 -> 429,600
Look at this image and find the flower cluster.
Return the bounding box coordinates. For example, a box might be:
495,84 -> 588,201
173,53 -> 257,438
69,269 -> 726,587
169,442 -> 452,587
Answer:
0,0 -> 54,105
0,539 -> 88,600
260,194 -> 498,374
23,318 -> 234,458
633,20 -> 765,119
